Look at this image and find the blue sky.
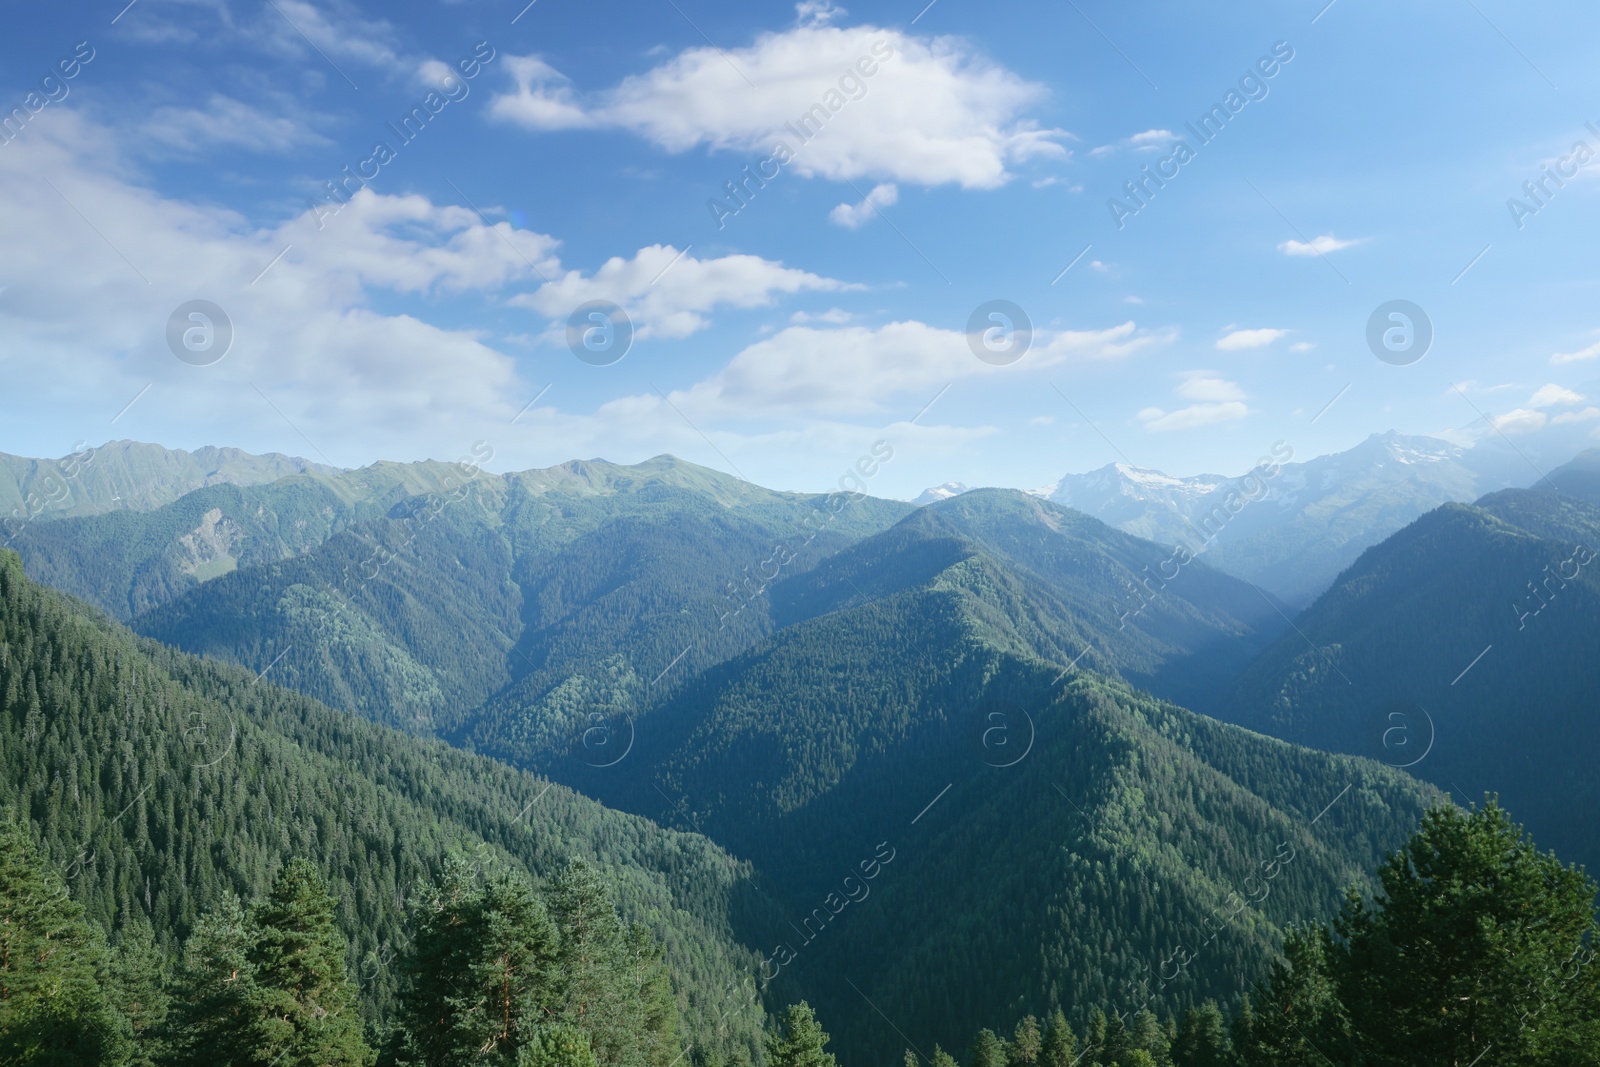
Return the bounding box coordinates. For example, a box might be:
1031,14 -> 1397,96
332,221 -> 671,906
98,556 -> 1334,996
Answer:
2,0 -> 1598,498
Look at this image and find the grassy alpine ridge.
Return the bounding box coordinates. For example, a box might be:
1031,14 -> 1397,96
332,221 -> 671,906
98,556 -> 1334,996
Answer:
0,547 -> 774,1061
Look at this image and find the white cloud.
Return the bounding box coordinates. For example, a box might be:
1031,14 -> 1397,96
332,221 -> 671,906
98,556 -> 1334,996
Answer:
1138,402 -> 1250,432
1551,338 -> 1600,365
142,94 -> 330,154
1289,341 -> 1316,352
490,21 -> 1066,188
1176,374 -> 1246,402
513,245 -> 852,340
1553,406 -> 1600,425
590,318 -> 1171,427
1137,374 -> 1249,431
1492,409 -> 1548,434
1278,234 -> 1365,256
790,307 -> 854,324
1091,128 -> 1174,157
795,0 -> 847,26
258,0 -> 401,69
0,115 -> 550,465
829,182 -> 897,228
1529,384 -> 1585,408
1217,328 -> 1288,351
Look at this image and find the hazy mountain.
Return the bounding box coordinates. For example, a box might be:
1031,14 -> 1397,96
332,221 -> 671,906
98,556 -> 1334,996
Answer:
1036,432 -> 1532,605
1214,483 -> 1600,873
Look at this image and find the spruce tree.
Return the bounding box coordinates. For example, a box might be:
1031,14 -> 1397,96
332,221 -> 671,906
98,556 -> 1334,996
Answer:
392,857 -> 558,1065
249,859 -> 373,1067
763,1003 -> 836,1067
0,813 -> 118,1066
929,1047 -> 958,1067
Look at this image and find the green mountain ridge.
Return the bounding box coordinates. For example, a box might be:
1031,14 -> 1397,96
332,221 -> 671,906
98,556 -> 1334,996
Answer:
1217,485 -> 1600,871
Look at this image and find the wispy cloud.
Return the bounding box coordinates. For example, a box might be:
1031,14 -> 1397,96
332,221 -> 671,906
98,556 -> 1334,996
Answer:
1278,234 -> 1365,256
1217,327 -> 1288,351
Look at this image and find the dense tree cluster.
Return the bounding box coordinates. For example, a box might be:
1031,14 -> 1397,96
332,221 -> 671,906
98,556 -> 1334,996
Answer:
903,801 -> 1600,1066
1,812 -> 681,1067
0,548 -> 768,1059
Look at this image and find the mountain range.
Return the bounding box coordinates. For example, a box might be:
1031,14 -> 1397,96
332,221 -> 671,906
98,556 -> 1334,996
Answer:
0,438 -> 1483,1065
918,432 -> 1538,606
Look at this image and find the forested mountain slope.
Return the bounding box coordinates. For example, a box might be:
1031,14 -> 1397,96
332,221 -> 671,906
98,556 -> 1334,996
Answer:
475,495 -> 1440,1063
10,451 -> 908,733
0,548 -> 773,1060
1218,486 -> 1600,871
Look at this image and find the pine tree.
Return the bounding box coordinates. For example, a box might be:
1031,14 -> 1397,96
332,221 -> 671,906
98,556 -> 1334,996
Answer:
1235,928 -> 1346,1067
930,1046 -> 958,1067
763,1003 -> 836,1067
161,893 -> 259,1067
392,856 -> 559,1065
1007,1016 -> 1041,1067
1171,1001 -> 1229,1067
106,914 -> 169,1066
0,813 -> 118,1066
968,1028 -> 1008,1067
249,859 -> 373,1067
1041,1009 -> 1077,1067
518,1024 -> 600,1067
1329,799 -> 1600,1066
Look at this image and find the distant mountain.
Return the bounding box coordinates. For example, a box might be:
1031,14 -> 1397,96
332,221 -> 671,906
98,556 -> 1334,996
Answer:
1546,447 -> 1600,503
1215,483 -> 1600,874
37,454 -> 910,732
912,481 -> 972,506
0,440 -> 336,528
1036,432 -> 1531,605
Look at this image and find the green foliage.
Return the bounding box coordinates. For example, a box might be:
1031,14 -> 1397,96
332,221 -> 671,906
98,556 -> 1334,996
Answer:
248,859 -> 373,1066
0,548 -> 767,1058
763,1003 -> 835,1067
389,855 -> 559,1065
0,812 -> 120,1065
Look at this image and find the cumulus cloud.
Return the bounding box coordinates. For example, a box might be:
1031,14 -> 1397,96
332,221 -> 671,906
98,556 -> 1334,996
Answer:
490,20 -> 1066,188
1278,234 -> 1364,256
1552,406 -> 1600,424
829,182 -> 897,228
1217,328 -> 1288,351
513,245 -> 852,339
